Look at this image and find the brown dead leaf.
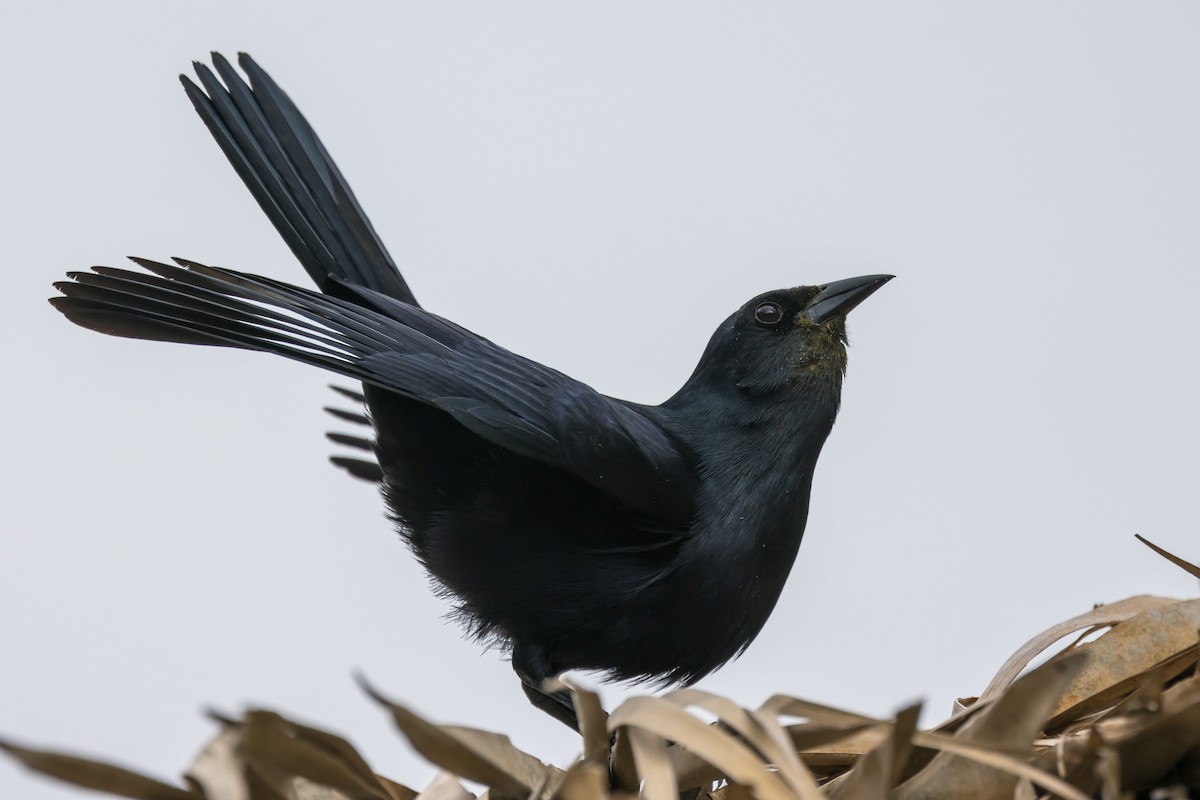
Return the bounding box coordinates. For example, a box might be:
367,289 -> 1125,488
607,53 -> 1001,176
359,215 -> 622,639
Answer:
824,703 -> 919,800
237,712 -> 395,800
787,725 -> 883,761
549,762 -> 607,800
12,588 -> 1200,800
626,726 -> 675,800
1095,674 -> 1200,791
707,783 -> 755,800
1031,726 -> 1104,797
0,737 -> 197,800
758,696 -> 878,728
746,708 -> 822,798
662,689 -> 820,799
1013,778 -> 1037,800
1135,534 -> 1200,579
607,729 -> 638,794
414,772 -> 474,800
1047,598 -> 1200,727
360,679 -> 552,799
244,766 -> 294,800
377,777 -> 420,800
980,595 -> 1179,701
664,721 -> 876,791
188,725 -> 252,800
608,696 -> 793,800
247,710 -> 403,797
559,679 -> 608,767
908,734 -> 1089,800
896,651 -> 1089,800
257,772 -> 364,799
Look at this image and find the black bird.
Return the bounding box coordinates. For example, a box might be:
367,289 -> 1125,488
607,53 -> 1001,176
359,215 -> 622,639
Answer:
50,53 -> 891,727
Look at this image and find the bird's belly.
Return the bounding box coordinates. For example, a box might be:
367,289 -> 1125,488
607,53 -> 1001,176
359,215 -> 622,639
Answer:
407,497 -> 800,685
373,408 -> 810,685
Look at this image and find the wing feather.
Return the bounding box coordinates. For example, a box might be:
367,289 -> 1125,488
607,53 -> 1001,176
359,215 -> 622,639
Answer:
52,259 -> 697,524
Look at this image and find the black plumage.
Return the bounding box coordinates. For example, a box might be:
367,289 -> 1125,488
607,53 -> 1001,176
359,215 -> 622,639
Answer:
50,54 -> 891,726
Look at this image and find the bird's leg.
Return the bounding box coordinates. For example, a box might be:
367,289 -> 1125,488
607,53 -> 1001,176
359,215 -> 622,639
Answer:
512,642 -> 579,731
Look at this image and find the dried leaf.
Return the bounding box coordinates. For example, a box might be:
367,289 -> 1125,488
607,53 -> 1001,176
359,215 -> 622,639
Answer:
11,590 -> 1200,800
666,722 -> 870,792
825,703 -> 919,800
1013,779 -> 1036,800
273,774 -> 362,799
979,595 -> 1179,701
1047,598 -> 1200,727
1030,726 -> 1103,797
1175,737 -> 1200,790
627,727 -> 675,800
188,725 -> 252,800
607,696 -> 793,800
786,725 -> 882,759
252,710 -> 397,794
746,708 -> 822,798
908,734 -> 1090,800
237,712 -> 394,800
607,729 -> 638,794
662,689 -> 820,799
1096,674 -> 1200,791
664,741 -> 724,789
361,679 -> 552,798
0,738 -> 197,800
707,783 -> 755,800
758,696 -> 878,728
1093,748 -> 1121,800
1079,662 -> 1167,730
243,765 -> 293,800
559,679 -> 608,766
895,651 -> 1089,800
414,772 -> 474,800
1135,534 -> 1200,579
549,762 -> 607,800
377,777 -> 420,800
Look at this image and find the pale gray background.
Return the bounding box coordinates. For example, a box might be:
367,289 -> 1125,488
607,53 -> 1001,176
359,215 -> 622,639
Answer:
3,3 -> 1198,798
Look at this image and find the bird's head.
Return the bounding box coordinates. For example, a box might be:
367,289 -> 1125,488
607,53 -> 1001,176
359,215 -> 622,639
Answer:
672,274 -> 893,404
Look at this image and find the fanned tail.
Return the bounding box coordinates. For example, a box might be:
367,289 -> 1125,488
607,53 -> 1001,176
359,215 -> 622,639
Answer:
182,52 -> 417,305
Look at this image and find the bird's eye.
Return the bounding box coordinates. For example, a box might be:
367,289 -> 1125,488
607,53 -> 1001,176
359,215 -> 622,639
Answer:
753,301 -> 784,326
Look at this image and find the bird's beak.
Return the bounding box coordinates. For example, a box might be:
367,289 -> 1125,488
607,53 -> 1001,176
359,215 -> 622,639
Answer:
803,274 -> 894,324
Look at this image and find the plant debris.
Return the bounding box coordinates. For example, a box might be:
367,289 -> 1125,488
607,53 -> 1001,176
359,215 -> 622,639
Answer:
6,537 -> 1198,799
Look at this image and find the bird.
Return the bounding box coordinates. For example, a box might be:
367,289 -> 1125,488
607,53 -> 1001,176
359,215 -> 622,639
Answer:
50,53 -> 892,728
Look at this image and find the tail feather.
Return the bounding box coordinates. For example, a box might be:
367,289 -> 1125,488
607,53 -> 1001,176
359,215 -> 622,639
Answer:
182,53 -> 417,304
181,53 -> 420,485
326,432 -> 373,452
52,259 -> 380,383
324,390 -> 382,485
68,53 -> 427,485
330,456 -> 384,483
323,406 -> 371,426
328,384 -> 367,404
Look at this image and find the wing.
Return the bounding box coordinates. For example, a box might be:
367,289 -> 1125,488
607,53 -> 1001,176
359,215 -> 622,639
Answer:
51,258 -> 699,526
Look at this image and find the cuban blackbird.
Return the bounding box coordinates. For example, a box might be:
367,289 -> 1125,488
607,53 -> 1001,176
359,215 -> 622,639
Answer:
50,53 -> 892,727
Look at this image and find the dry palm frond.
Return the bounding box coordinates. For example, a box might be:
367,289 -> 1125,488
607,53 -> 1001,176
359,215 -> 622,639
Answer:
5,537 -> 1199,799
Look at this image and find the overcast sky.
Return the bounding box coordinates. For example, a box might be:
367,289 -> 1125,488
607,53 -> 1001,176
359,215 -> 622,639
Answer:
3,3 -> 1199,799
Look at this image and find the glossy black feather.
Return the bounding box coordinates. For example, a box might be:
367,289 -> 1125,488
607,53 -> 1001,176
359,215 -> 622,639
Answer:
181,53 -> 413,302
324,406 -> 371,426
55,258 -> 699,525
331,456 -> 385,483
